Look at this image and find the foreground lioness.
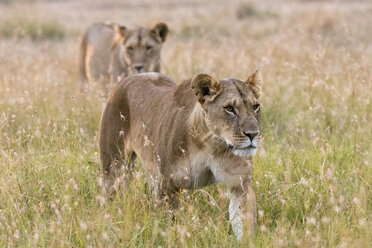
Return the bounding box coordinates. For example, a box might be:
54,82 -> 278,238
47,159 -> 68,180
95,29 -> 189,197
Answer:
99,71 -> 262,240
79,22 -> 168,88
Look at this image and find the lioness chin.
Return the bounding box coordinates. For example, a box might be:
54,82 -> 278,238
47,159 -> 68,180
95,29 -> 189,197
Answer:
99,70 -> 262,240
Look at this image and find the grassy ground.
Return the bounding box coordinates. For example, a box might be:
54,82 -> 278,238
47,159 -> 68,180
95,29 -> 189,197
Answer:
0,0 -> 371,247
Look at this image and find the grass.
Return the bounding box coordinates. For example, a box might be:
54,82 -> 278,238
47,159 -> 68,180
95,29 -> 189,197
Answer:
0,0 -> 371,247
236,2 -> 277,20
0,15 -> 66,41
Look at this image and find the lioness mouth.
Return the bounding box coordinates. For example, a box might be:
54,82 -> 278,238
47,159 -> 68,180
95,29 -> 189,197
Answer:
228,145 -> 256,151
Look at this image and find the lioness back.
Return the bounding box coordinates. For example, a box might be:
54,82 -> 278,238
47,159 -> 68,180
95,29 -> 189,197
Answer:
79,22 -> 169,89
79,23 -> 115,83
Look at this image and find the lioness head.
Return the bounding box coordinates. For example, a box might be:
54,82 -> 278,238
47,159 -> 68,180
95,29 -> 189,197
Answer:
114,23 -> 168,74
192,70 -> 262,157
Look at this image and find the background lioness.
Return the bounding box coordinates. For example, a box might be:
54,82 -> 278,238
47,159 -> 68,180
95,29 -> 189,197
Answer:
99,70 -> 262,240
79,22 -> 168,89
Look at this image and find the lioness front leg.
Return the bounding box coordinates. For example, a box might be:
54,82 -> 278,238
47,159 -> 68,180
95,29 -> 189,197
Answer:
229,185 -> 257,241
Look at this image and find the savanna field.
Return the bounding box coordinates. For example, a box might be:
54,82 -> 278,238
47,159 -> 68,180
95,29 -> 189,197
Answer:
0,0 -> 371,247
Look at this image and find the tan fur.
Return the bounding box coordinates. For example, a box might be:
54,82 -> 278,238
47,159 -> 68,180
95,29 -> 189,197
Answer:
79,22 -> 168,90
99,71 -> 263,240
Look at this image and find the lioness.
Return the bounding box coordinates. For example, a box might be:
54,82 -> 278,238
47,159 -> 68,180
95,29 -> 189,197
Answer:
79,22 -> 168,89
99,70 -> 262,240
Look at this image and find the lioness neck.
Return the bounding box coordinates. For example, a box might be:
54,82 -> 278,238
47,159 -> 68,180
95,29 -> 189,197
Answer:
188,104 -> 225,152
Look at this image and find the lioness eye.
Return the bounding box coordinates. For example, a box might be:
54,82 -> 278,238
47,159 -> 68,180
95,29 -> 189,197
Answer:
146,46 -> 153,51
127,46 -> 134,52
253,104 -> 260,113
224,105 -> 235,114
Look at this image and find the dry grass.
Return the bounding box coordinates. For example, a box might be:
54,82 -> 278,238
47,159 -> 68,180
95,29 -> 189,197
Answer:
0,0 -> 371,247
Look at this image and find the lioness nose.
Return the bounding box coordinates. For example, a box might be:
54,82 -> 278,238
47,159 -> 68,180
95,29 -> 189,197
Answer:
134,65 -> 144,71
243,131 -> 259,142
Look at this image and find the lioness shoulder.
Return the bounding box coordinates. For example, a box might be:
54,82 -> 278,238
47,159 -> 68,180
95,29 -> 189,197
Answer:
99,71 -> 263,240
79,22 -> 168,89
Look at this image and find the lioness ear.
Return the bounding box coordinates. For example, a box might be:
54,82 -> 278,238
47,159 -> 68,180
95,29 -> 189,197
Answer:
151,22 -> 169,42
246,69 -> 262,99
191,74 -> 222,104
114,25 -> 127,38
